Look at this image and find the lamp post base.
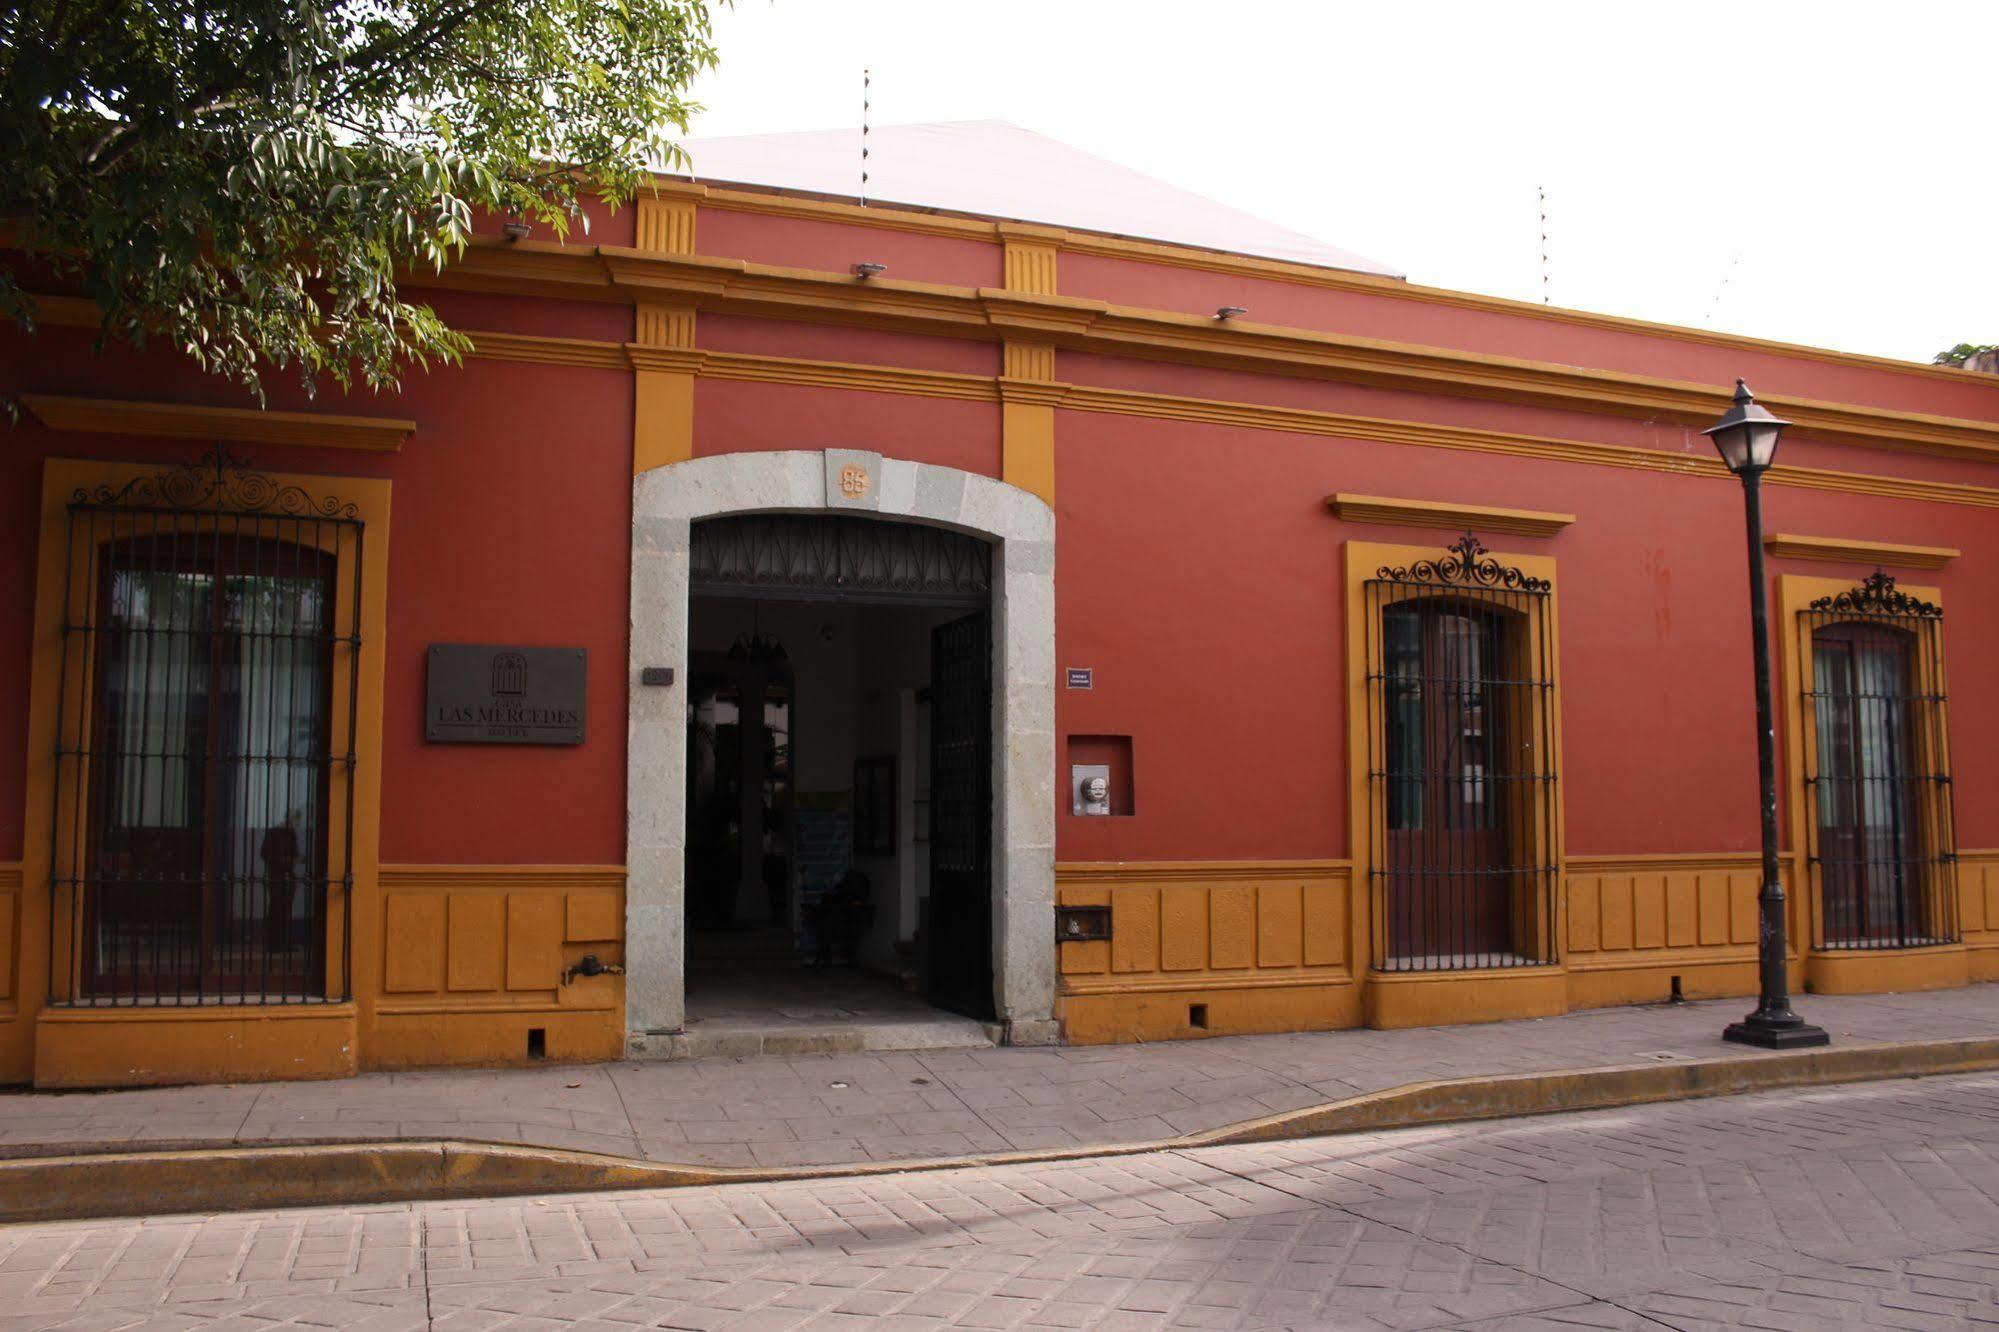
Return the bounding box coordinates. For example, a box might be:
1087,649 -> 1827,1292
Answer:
1723,1015 -> 1831,1049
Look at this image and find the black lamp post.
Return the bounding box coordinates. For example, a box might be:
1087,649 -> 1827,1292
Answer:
1705,379 -> 1829,1049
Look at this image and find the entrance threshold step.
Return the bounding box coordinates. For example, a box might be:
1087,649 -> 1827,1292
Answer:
632,1014 -> 999,1060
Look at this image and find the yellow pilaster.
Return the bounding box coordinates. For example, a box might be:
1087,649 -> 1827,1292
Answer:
630,195 -> 701,474
1000,223 -> 1062,296
1001,341 -> 1060,506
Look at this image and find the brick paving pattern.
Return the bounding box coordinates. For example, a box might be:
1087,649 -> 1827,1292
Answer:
5,1068 -> 1999,1327
2,987 -> 1994,1170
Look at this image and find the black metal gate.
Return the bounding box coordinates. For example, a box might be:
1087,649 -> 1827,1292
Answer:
927,609 -> 994,1019
691,513 -> 991,608
50,450 -> 362,1005
1802,571 -> 1955,949
1364,535 -> 1558,972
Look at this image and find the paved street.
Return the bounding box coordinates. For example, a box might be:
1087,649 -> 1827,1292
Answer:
6,988 -> 1997,1171
5,1071 -> 1999,1329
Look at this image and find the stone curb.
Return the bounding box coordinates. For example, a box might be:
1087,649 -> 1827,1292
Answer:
6,1034 -> 1995,1224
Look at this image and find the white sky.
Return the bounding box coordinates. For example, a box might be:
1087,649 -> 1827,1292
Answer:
682,0 -> 1997,365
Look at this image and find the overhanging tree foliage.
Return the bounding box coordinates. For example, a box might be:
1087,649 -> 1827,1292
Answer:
0,0 -> 720,400
1934,343 -> 1997,367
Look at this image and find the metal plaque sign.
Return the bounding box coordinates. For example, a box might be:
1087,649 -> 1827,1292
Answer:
426,644 -> 587,745
1066,667 -> 1094,690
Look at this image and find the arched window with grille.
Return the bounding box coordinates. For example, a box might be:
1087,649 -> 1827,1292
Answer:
1800,572 -> 1955,950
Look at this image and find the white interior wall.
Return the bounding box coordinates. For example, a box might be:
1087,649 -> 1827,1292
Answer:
686,595 -> 949,965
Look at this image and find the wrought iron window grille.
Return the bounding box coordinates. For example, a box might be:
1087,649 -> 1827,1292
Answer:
1364,533 -> 1559,973
1801,569 -> 1955,951
49,448 -> 364,1007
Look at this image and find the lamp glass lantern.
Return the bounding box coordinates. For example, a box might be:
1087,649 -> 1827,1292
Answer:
1703,378 -> 1789,474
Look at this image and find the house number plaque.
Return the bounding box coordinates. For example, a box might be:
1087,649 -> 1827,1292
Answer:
426,644 -> 587,745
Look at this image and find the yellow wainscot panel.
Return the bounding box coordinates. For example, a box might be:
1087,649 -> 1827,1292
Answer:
1055,861 -> 1357,1043
1256,883 -> 1305,970
382,894 -> 446,993
506,894 -> 565,992
446,895 -> 505,992
1208,885 -> 1256,970
565,892 -> 623,942
1564,856 -> 1776,1011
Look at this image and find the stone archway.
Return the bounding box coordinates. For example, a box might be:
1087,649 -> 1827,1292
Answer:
625,450 -> 1058,1049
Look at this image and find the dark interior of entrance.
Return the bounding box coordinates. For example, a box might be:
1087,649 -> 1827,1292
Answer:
684,513 -> 995,1027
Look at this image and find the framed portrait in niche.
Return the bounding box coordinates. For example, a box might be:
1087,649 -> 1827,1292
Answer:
853,755 -> 897,855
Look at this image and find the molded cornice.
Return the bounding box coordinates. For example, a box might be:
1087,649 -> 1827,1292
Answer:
20,394 -> 413,452
406,244 -> 1999,465
1327,493 -> 1575,538
444,330 -> 1999,511
647,176 -> 1999,394
1762,533 -> 1960,570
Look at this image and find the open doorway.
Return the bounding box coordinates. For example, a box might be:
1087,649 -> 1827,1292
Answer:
682,513 -> 995,1043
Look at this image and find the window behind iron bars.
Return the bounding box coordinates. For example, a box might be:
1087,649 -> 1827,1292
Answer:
50,481 -> 363,1006
1365,573 -> 1558,973
1801,599 -> 1955,951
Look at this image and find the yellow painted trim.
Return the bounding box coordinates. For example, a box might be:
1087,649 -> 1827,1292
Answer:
465,329 -> 630,370
29,273 -> 1999,470
1363,966 -> 1569,1029
377,864 -> 626,889
1776,571 -> 1952,965
1054,858 -> 1351,881
703,349 -> 989,401
11,457 -> 390,1087
654,176 -> 1994,392
635,195 -> 697,254
1002,225 -> 1061,296
635,303 -> 696,348
1763,533 -> 1959,569
999,338 -> 1057,505
0,860 -> 20,1008
1328,493 -> 1575,538
453,332 -> 1999,512
416,245 -> 1999,464
1343,539 -> 1564,980
32,1004 -> 360,1089
20,394 -> 414,453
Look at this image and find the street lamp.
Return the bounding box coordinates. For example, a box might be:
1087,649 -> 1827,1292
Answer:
1704,379 -> 1829,1049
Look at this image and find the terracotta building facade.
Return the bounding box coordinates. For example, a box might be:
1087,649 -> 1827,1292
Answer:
4,165 -> 1998,1088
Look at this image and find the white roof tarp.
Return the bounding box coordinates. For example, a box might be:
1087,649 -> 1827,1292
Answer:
672,120 -> 1401,279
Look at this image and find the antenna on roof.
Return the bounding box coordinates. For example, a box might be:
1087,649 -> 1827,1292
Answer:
1704,250 -> 1743,325
1537,185 -> 1551,306
860,69 -> 870,208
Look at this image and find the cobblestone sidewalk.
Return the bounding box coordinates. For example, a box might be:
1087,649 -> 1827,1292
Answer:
5,1069 -> 1999,1328
1,987 -> 1993,1172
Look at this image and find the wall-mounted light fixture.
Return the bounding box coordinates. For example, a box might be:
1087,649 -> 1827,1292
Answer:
502,219 -> 531,243
853,262 -> 887,279
1215,305 -> 1248,321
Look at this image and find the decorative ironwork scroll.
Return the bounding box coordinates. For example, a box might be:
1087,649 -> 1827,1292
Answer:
1374,532 -> 1552,592
1809,569 -> 1942,619
1363,533 -> 1558,974
72,447 -> 360,520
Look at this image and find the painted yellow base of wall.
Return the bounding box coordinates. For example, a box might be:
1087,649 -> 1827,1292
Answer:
1567,957 -> 1760,1010
33,1005 -> 359,1089
1363,966 -> 1569,1029
1060,980 -> 1359,1044
366,1004 -> 625,1070
1806,945 -> 1968,995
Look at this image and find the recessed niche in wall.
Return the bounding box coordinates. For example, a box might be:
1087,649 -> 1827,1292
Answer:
1067,734 -> 1134,816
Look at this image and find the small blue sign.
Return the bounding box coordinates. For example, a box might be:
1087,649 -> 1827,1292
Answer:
1066,667 -> 1094,690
